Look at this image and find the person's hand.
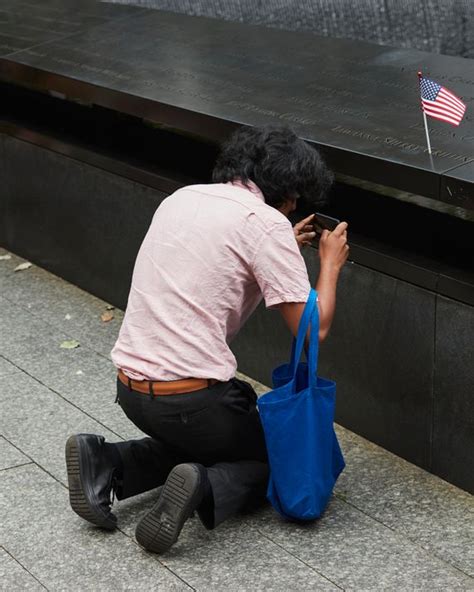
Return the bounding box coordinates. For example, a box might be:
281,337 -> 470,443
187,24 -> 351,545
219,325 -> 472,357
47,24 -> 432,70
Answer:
318,222 -> 349,271
293,213 -> 316,249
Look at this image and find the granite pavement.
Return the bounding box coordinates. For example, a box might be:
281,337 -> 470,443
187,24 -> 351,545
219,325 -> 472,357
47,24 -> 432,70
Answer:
1,248 -> 473,591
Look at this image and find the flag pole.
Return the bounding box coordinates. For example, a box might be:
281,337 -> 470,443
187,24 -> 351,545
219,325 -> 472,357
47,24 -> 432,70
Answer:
418,71 -> 432,155
422,111 -> 432,155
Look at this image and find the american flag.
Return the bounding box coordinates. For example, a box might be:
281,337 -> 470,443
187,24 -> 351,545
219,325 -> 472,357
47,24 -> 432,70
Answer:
419,76 -> 466,127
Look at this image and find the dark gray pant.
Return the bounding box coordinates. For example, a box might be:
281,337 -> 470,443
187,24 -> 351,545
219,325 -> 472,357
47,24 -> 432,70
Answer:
114,377 -> 269,528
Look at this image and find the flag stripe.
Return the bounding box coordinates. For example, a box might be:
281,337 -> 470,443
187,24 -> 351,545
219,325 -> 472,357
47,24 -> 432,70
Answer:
425,111 -> 459,122
438,93 -> 466,114
437,102 -> 465,118
423,99 -> 465,119
439,88 -> 465,109
422,99 -> 463,118
422,106 -> 462,126
422,103 -> 462,124
424,111 -> 461,126
438,92 -> 465,109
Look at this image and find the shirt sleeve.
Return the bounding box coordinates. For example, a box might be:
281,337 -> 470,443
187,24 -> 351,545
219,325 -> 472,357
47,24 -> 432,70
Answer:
252,223 -> 311,308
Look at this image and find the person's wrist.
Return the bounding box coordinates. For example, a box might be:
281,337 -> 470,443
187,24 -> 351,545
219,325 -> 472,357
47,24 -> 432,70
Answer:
320,259 -> 342,275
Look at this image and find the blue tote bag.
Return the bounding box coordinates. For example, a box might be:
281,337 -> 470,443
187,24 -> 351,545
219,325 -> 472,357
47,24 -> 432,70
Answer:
257,289 -> 345,520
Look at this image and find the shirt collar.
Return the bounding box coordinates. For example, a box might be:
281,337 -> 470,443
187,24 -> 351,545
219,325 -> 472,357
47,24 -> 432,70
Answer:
228,179 -> 265,203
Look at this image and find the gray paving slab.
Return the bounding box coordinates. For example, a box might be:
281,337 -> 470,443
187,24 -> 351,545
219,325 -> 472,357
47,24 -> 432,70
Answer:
0,293 -> 25,321
26,293 -> 124,358
0,257 -> 77,311
161,519 -> 340,591
251,500 -> 474,591
14,343 -> 144,441
114,491 -> 339,591
0,464 -> 190,591
334,425 -> 474,578
0,548 -> 46,591
0,435 -> 31,471
0,254 -> 122,356
16,283 -> 122,358
0,372 -> 122,486
0,298 -> 73,359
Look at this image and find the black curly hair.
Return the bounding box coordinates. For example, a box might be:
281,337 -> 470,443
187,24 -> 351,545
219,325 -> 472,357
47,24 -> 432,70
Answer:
212,125 -> 333,209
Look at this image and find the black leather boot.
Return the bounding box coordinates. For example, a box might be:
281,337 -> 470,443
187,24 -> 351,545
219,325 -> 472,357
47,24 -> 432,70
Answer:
135,463 -> 209,554
65,434 -> 121,530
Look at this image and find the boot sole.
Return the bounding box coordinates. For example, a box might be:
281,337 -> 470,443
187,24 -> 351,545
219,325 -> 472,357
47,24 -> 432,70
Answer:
65,435 -> 116,530
135,464 -> 202,554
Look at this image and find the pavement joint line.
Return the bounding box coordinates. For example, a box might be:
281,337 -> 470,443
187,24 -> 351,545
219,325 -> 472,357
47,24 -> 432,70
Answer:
1,435 -> 69,490
1,457 -> 194,588
78,502 -> 197,590
2,457 -> 196,589
333,495 -> 474,580
255,529 -> 345,590
0,358 -> 127,442
1,545 -> 50,591
125,536 -> 197,591
78,503 -> 195,589
0,461 -> 34,473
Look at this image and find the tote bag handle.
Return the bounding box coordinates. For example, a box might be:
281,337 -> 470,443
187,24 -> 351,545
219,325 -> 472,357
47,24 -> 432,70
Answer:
290,289 -> 319,393
287,289 -> 315,375
308,295 -> 320,388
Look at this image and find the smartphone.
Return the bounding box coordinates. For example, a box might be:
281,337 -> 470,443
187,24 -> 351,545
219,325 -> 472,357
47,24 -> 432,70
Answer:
313,212 -> 341,235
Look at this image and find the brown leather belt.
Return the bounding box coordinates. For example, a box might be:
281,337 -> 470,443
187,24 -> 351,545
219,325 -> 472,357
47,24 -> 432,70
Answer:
118,369 -> 218,396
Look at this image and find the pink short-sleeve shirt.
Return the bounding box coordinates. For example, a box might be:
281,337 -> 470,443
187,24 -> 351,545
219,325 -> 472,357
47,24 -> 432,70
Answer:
111,181 -> 311,381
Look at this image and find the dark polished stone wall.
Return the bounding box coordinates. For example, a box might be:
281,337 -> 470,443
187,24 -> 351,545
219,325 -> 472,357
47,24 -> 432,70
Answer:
0,134 -> 167,308
432,297 -> 474,493
110,0 -> 474,58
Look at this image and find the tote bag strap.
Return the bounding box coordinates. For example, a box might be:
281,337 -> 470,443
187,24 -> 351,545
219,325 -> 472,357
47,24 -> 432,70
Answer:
308,293 -> 320,387
290,289 -> 317,390
287,303 -> 311,373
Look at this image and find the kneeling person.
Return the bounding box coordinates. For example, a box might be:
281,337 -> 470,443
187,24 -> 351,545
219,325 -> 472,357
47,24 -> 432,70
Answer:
65,125 -> 349,553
